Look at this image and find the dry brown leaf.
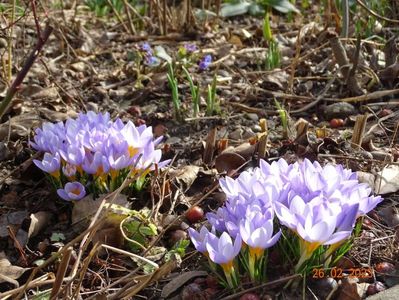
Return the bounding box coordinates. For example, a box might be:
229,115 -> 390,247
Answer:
31,87 -> 58,100
0,113 -> 41,140
228,35 -> 243,47
233,142 -> 255,159
215,152 -> 246,173
172,165 -> 200,192
0,251 -> 29,287
161,271 -> 208,298
336,278 -> 361,300
38,108 -> 73,122
71,194 -> 129,228
375,165 -> 399,194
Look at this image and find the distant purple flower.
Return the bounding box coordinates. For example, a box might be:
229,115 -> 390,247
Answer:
57,182 -> 86,201
199,54 -> 212,70
145,55 -> 160,67
33,153 -> 61,178
184,43 -> 198,53
140,42 -> 152,55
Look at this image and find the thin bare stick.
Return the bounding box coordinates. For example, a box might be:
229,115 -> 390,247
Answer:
7,0 -> 16,84
356,0 -> 399,23
106,0 -> 130,33
122,0 -> 136,34
102,244 -> 159,269
0,24 -> 53,119
14,219 -> 104,299
288,27 -> 303,93
163,0 -> 167,35
71,243 -> 100,299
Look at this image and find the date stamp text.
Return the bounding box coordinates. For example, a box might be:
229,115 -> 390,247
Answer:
312,267 -> 372,279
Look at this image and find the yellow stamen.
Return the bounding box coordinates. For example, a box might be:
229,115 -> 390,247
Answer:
220,260 -> 234,274
249,247 -> 264,260
128,146 -> 139,157
110,169 -> 119,179
95,165 -> 104,177
50,170 -> 60,179
76,165 -> 83,175
305,241 -> 321,256
70,188 -> 80,195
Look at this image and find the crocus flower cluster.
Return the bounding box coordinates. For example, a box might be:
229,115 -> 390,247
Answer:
189,158 -> 382,287
32,111 -> 169,201
139,42 -> 160,67
198,54 -> 212,71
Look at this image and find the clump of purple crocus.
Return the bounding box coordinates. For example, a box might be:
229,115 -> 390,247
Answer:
188,158 -> 383,287
189,168 -> 281,285
32,111 -> 169,201
198,54 -> 212,70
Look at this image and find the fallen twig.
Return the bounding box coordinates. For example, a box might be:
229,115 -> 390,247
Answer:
0,23 -> 53,119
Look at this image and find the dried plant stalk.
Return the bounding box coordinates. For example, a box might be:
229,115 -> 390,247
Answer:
203,127 -> 218,165
351,114 -> 368,150
329,35 -> 363,96
50,247 -> 73,300
257,118 -> 269,159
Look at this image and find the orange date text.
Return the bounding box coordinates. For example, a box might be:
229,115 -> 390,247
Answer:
312,267 -> 372,279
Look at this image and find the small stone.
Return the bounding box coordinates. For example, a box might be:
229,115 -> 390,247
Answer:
357,171 -> 375,191
70,62 -> 87,72
246,113 -> 259,122
324,102 -> 356,120
0,38 -> 7,48
371,151 -> 394,162
253,125 -> 262,132
86,102 -> 99,112
229,128 -> 243,140
367,282 -> 386,296
166,136 -> 182,144
0,142 -> 10,161
242,128 -> 256,139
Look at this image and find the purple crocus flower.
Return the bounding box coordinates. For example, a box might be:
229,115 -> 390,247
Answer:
205,232 -> 242,266
206,207 -> 228,233
59,145 -> 86,167
33,153 -> 61,179
239,209 -> 281,254
199,54 -> 212,70
188,226 -> 216,254
57,182 -> 86,201
82,151 -> 110,176
62,163 -> 77,178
